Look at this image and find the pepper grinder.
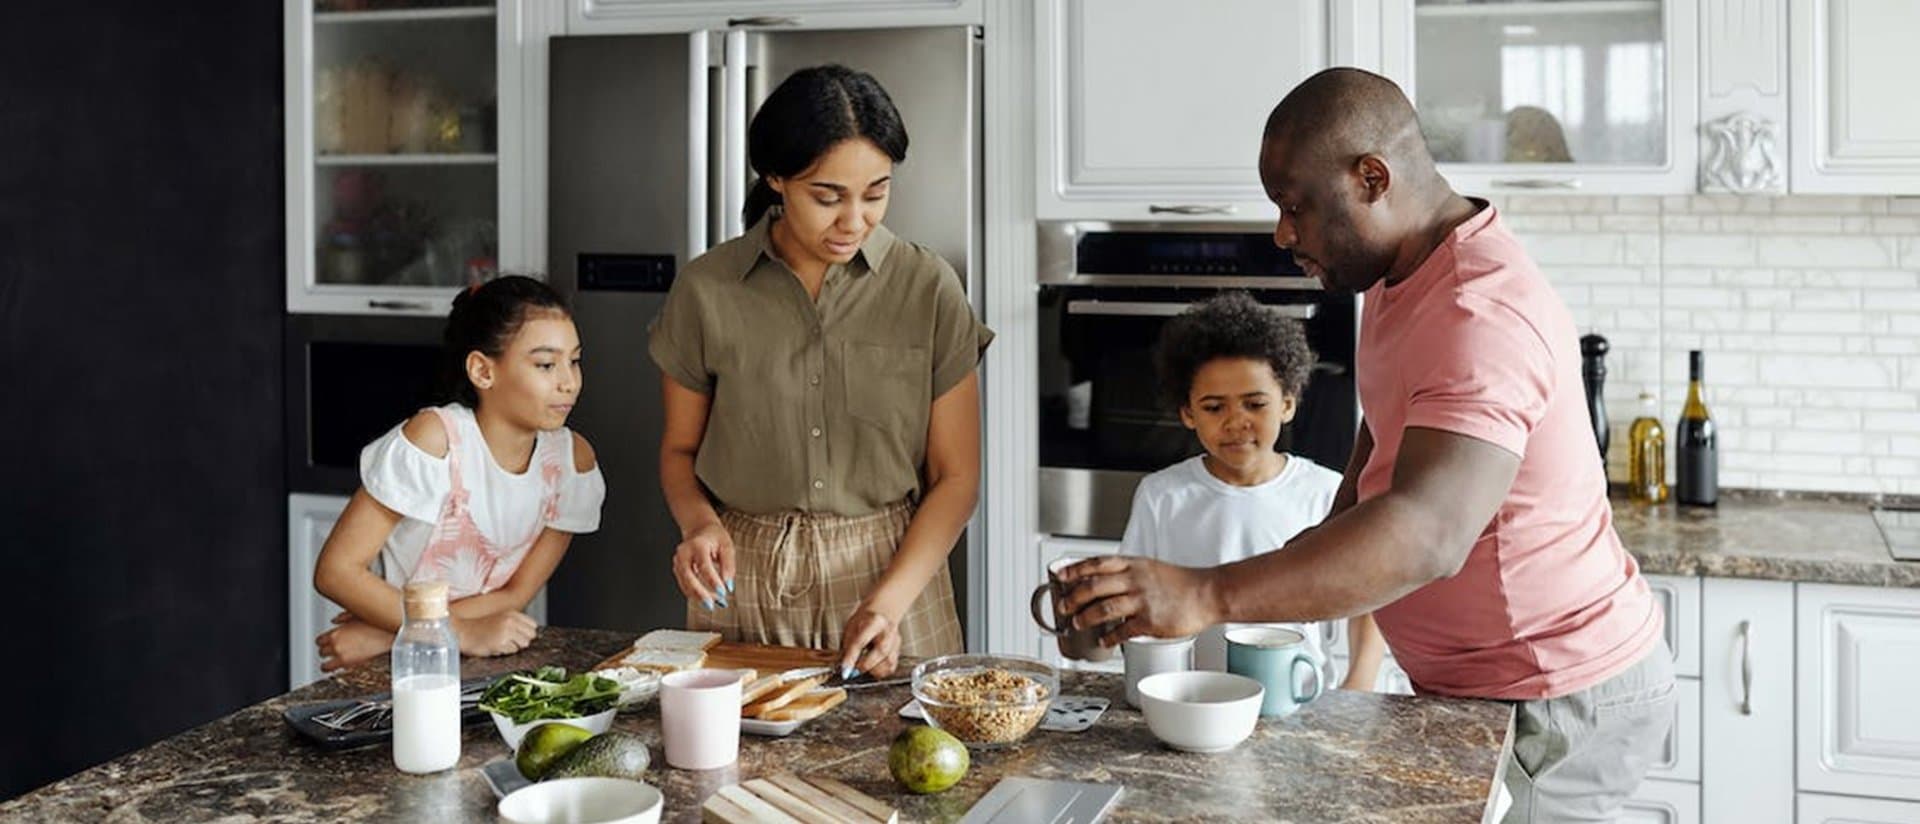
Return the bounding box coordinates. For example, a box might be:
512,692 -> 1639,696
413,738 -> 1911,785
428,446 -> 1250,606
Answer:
1579,333 -> 1610,462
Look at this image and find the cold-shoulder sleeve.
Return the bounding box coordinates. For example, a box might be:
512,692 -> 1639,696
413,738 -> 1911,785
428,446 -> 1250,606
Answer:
358,421 -> 451,522
548,438 -> 607,533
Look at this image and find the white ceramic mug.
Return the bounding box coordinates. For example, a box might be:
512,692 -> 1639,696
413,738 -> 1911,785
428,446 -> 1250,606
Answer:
1123,635 -> 1195,708
660,669 -> 744,770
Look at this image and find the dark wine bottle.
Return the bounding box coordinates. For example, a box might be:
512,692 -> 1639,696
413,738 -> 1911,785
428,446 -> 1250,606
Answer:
1675,350 -> 1718,506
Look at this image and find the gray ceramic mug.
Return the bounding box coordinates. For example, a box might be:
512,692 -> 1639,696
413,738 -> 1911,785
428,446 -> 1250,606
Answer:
1225,626 -> 1324,718
1030,557 -> 1115,662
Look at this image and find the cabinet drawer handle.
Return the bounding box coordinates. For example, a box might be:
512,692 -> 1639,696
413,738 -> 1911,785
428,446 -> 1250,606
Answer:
727,15 -> 799,26
1489,178 -> 1582,190
366,299 -> 431,311
1738,619 -> 1753,716
1147,204 -> 1236,216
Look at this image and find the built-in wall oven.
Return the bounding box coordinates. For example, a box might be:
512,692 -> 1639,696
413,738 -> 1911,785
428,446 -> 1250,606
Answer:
1037,221 -> 1358,539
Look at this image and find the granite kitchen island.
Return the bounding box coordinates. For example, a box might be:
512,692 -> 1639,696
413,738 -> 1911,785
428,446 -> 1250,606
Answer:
0,627 -> 1514,823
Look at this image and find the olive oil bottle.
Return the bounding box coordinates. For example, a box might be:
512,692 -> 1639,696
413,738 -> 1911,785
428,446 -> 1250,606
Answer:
1628,390 -> 1668,504
1675,350 -> 1719,507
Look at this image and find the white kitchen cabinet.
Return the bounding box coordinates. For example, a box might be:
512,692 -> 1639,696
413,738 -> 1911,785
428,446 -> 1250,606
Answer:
1647,573 -> 1702,678
1798,792 -> 1920,824
1797,583 -> 1920,803
288,493 -> 352,689
1700,577 -> 1794,824
285,0 -> 532,316
569,0 -> 981,34
1377,0 -> 1700,195
1034,0 -> 1331,220
1647,677 -> 1701,783
1788,0 -> 1920,193
1620,778 -> 1701,824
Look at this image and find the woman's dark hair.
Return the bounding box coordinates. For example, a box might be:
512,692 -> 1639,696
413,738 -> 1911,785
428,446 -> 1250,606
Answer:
439,275 -> 570,407
742,64 -> 909,226
1153,291 -> 1316,410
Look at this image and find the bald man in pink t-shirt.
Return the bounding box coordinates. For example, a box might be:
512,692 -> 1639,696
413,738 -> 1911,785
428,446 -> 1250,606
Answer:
1059,68 -> 1674,823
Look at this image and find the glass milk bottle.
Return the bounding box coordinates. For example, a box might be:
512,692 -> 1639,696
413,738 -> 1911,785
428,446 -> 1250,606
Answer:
392,580 -> 460,774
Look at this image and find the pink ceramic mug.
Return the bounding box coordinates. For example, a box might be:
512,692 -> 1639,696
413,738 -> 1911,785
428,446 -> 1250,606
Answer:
660,669 -> 744,770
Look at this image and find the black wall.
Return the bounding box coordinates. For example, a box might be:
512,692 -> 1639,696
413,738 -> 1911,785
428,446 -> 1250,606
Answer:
0,3 -> 286,799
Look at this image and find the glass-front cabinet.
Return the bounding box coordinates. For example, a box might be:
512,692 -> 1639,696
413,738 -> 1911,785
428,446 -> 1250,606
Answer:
1380,0 -> 1698,194
286,0 -> 528,315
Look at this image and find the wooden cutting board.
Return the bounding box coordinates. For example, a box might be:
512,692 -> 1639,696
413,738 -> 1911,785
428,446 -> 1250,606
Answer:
703,773 -> 899,824
592,640 -> 839,677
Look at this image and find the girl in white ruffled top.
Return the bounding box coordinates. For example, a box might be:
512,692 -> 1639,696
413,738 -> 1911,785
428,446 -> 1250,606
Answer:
314,276 -> 607,672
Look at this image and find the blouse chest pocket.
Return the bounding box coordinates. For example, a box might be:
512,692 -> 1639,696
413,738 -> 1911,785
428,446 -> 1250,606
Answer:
842,340 -> 930,434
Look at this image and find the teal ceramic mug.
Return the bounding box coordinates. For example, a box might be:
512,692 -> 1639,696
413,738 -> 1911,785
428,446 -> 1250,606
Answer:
1225,626 -> 1324,718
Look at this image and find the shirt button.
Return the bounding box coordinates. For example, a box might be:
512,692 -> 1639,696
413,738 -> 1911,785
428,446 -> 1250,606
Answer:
812,479 -> 825,490
810,427 -> 822,438
809,374 -> 821,386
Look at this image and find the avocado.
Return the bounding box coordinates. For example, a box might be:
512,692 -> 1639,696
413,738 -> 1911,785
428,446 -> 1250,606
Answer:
542,731 -> 652,781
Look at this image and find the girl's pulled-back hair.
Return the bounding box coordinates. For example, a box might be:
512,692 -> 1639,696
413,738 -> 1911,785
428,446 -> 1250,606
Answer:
440,275 -> 570,407
742,64 -> 909,227
1154,290 -> 1317,410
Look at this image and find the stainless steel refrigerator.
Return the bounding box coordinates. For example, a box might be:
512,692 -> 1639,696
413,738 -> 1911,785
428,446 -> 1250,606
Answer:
545,26 -> 984,639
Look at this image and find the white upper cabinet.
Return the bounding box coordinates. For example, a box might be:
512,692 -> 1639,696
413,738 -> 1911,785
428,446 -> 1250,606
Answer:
568,0 -> 982,34
1035,0 -> 1331,221
1789,0 -> 1920,193
1797,583 -> 1920,803
1378,0 -> 1699,195
285,0 -> 531,316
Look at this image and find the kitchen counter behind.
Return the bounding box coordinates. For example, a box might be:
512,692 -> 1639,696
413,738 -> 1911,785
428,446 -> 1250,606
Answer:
1614,490 -> 1920,588
0,628 -> 1514,823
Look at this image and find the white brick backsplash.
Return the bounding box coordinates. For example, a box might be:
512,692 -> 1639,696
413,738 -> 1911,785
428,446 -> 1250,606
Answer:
1754,236 -> 1897,268
1517,195 -> 1920,493
1663,234 -> 1755,265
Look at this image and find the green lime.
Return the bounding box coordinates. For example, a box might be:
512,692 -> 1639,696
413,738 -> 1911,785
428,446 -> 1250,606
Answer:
515,723 -> 594,780
888,726 -> 969,794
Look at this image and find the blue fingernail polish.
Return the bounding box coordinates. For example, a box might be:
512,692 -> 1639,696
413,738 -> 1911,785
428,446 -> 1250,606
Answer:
841,666 -> 860,681
726,578 -> 736,594
716,593 -> 729,609
702,598 -> 714,611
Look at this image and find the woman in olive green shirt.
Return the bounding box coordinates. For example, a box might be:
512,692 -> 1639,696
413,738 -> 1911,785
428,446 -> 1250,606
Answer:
648,65 -> 992,678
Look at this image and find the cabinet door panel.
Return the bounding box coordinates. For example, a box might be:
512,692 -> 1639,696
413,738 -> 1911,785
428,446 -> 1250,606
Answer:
1700,578 -> 1793,824
1789,0 -> 1920,192
1797,583 -> 1920,802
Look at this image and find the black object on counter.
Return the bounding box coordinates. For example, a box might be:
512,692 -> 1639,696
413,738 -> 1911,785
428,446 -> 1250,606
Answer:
1676,350 -> 1719,507
1579,334 -> 1610,462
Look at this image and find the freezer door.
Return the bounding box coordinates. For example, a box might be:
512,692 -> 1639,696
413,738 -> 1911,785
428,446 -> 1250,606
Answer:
746,26 -> 981,292
547,33 -> 709,633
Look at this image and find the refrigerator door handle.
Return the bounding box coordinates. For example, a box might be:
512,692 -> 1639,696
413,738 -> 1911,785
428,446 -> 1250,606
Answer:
686,31 -> 710,257
727,15 -> 800,27
721,29 -> 749,241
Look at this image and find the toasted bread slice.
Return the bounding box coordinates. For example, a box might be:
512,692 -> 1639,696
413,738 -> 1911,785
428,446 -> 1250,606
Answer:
744,675 -> 824,718
620,647 -> 708,674
631,629 -> 722,652
759,688 -> 847,723
739,673 -> 786,707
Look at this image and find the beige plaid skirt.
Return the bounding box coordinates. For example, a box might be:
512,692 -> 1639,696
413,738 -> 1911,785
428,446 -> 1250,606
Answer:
686,500 -> 964,658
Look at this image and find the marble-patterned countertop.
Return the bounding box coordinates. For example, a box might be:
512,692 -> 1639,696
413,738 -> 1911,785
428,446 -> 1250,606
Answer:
1613,490 -> 1920,588
0,628 -> 1514,823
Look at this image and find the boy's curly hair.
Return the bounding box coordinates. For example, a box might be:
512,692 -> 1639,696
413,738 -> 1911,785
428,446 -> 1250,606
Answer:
1153,290 -> 1316,410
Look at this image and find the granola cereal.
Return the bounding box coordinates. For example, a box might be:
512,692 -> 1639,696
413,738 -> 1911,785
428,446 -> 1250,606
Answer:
918,668 -> 1051,744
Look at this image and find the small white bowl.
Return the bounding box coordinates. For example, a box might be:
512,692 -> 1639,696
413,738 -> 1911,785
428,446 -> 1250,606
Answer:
498,776 -> 663,824
492,707 -> 618,751
1136,671 -> 1264,754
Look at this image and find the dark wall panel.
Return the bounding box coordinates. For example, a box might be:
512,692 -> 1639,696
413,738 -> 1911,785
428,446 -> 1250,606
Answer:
0,2 -> 285,799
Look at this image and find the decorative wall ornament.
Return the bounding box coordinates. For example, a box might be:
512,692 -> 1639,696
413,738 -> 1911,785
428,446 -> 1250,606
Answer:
1701,112 -> 1783,194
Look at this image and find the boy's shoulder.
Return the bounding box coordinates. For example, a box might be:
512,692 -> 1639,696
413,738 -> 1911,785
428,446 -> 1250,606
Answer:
1284,455 -> 1343,494
1133,455 -> 1209,501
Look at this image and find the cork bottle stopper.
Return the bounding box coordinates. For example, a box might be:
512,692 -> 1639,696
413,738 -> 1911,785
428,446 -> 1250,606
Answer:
403,581 -> 450,621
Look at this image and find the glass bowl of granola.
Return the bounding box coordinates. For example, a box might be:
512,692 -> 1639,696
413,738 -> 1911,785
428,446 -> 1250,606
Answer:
911,654 -> 1058,748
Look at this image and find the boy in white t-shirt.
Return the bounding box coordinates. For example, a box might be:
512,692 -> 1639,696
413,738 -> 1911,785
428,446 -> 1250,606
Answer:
1118,291 -> 1386,690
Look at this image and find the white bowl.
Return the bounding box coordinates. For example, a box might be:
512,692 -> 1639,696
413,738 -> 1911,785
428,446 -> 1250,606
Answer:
1135,671 -> 1264,753
492,707 -> 618,751
498,777 -> 663,824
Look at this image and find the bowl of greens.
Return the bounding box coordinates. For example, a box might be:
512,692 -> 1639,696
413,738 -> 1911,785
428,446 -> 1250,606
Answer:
479,666 -> 624,750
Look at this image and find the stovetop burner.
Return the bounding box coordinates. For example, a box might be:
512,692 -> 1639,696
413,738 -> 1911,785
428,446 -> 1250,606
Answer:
1870,507 -> 1920,562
